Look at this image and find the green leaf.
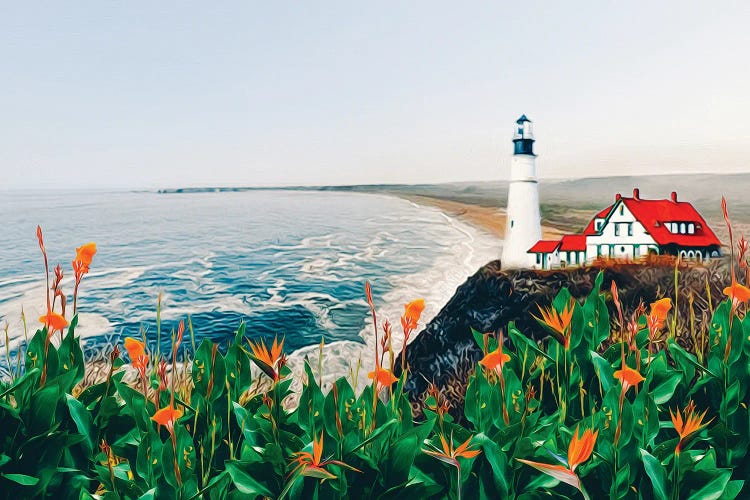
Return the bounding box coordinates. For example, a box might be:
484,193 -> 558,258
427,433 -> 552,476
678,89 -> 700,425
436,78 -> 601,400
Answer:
640,449 -> 668,500
2,473 -> 40,486
508,322 -> 553,362
66,394 -> 96,454
687,469 -> 732,500
225,461 -> 274,497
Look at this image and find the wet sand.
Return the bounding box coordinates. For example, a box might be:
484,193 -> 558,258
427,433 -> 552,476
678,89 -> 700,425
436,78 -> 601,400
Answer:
398,194 -> 570,241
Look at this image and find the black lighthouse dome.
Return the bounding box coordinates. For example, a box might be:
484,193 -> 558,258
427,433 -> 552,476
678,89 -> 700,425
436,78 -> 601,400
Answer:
513,115 -> 535,156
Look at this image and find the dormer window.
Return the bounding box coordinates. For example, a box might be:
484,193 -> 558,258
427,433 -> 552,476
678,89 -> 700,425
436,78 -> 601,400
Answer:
596,220 -> 602,231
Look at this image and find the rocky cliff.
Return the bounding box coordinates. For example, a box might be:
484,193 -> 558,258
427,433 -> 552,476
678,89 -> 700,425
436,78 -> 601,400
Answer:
395,259 -> 729,420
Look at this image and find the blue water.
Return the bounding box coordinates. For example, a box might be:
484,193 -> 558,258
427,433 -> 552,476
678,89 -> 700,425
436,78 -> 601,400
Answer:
0,190 -> 498,372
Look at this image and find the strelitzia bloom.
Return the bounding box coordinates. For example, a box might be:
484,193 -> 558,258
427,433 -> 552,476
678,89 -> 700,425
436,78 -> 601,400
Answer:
423,433 -> 481,467
249,336 -> 286,382
423,433 -> 481,500
368,365 -> 398,394
670,400 -> 712,455
518,425 -> 598,499
288,433 -> 360,481
533,299 -> 575,349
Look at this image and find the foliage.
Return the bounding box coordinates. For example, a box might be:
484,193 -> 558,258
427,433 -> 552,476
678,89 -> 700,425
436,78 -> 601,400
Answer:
1,221 -> 749,499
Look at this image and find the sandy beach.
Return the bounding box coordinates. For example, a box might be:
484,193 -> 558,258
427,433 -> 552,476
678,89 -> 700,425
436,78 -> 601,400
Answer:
397,194 -> 569,241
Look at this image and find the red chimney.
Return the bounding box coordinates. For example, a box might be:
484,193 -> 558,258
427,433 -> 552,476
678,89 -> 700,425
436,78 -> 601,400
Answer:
615,193 -> 621,201
633,188 -> 640,199
671,191 -> 678,202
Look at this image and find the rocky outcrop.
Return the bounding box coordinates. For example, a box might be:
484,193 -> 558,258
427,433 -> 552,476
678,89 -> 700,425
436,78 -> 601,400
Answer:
395,259 -> 729,420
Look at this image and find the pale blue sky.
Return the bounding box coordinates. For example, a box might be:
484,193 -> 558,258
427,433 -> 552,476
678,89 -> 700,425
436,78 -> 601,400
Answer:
2,1 -> 749,189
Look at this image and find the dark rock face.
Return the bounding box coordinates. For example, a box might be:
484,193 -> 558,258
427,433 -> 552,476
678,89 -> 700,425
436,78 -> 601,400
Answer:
395,260 -> 729,420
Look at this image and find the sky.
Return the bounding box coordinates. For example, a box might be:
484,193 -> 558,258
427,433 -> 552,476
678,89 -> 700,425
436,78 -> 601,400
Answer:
2,1 -> 749,190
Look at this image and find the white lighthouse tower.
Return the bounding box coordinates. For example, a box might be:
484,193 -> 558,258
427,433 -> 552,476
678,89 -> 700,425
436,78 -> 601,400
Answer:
501,115 -> 542,269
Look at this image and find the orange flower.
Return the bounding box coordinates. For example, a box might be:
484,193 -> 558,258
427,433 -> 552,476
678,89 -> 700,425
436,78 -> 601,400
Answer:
723,281 -> 750,306
124,337 -> 149,375
423,433 -> 481,468
613,364 -> 645,393
670,400 -> 712,455
72,242 -> 97,276
478,345 -> 511,377
368,365 -> 398,394
649,298 -> 672,329
533,299 -> 575,349
518,425 -> 598,496
152,404 -> 183,433
401,298 -> 425,333
249,336 -> 286,381
39,310 -> 68,333
289,433 -> 360,480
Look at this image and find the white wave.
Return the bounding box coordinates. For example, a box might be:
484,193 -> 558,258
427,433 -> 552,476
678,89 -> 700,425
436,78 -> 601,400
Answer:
285,199 -> 501,397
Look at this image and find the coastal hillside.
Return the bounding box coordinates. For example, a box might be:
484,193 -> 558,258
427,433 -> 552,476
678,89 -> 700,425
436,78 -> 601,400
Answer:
323,173 -> 749,239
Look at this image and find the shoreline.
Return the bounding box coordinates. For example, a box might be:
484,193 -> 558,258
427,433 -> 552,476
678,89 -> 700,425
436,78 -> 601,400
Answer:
393,194 -> 569,241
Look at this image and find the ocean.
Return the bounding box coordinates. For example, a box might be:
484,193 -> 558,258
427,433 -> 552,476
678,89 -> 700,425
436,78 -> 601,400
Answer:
0,189 -> 499,385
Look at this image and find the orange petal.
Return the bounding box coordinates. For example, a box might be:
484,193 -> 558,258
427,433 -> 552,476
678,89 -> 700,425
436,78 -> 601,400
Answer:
152,405 -> 183,427
724,282 -> 750,303
74,242 -> 97,267
404,299 -> 426,322
39,311 -> 68,331
124,337 -> 146,361
614,366 -> 645,388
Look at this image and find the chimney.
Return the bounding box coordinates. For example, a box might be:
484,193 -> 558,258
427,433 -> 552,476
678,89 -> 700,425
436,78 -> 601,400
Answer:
615,193 -> 621,201
671,191 -> 678,202
633,188 -> 640,199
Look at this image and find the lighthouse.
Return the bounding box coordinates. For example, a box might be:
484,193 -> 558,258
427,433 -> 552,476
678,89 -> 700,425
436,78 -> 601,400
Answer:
501,115 -> 542,269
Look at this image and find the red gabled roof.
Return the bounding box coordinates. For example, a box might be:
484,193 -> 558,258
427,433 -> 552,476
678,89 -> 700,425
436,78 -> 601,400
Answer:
621,197 -> 721,247
528,240 -> 561,253
560,234 -> 587,251
583,206 -> 613,235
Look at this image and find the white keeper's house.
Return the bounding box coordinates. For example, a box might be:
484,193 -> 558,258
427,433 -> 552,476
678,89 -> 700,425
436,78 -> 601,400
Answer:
527,189 -> 722,270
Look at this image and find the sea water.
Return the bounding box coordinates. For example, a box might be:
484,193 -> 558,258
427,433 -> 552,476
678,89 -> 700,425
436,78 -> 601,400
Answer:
0,189 -> 498,385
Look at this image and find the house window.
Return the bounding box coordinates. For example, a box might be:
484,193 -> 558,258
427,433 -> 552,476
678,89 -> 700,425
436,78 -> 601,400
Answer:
680,223 -> 686,234
688,223 -> 694,234
511,220 -> 514,228
614,224 -> 620,236
536,254 -> 541,265
619,206 -> 624,215
596,221 -> 602,231
627,223 -> 633,236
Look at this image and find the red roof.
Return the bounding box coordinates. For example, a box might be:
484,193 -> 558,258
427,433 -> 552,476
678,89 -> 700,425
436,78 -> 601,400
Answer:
621,197 -> 720,247
528,240 -> 561,253
583,206 -> 613,235
560,235 -> 587,251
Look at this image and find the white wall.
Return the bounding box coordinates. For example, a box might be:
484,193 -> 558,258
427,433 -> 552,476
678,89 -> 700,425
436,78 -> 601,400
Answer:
585,201 -> 657,262
502,154 -> 541,269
